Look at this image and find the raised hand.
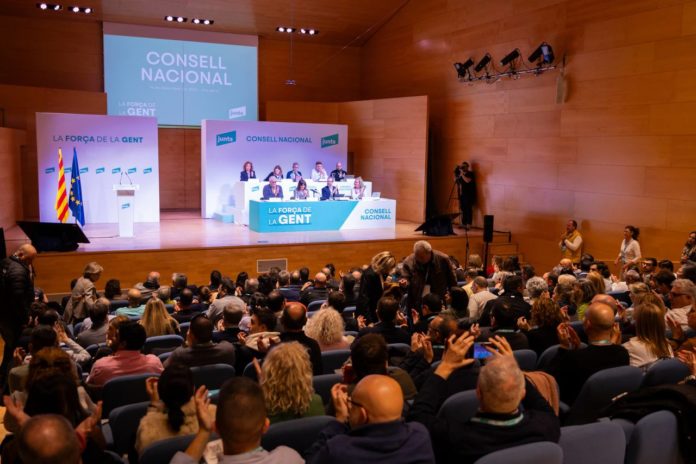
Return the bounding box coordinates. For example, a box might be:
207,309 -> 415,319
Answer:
485,335 -> 514,357
435,333 -> 475,380
517,317 -> 531,332
667,316 -> 684,342
330,383 -> 349,423
193,386 -> 214,432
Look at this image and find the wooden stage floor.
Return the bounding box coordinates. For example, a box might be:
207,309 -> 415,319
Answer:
5,211 -> 501,294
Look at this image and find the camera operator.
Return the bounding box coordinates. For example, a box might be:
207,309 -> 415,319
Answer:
454,161 -> 476,229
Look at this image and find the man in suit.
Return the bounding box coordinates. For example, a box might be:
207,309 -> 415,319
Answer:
321,177 -> 341,200
286,162 -> 303,181
330,161 -> 347,181
262,177 -> 283,200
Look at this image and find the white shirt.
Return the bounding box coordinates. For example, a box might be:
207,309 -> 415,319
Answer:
560,235 -> 583,252
468,290 -> 497,320
619,239 -> 642,264
623,337 -> 673,369
311,168 -> 327,181
665,304 -> 692,331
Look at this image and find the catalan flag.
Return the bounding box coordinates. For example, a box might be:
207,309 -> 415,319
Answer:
54,148 -> 69,223
69,147 -> 85,226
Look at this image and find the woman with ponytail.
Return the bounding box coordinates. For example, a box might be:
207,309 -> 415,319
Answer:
135,363 -> 216,454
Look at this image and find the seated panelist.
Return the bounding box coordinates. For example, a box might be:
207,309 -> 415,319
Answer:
293,179 -> 310,200
240,161 -> 256,181
311,161 -> 328,181
330,162 -> 347,182
262,177 -> 284,200
264,165 -> 284,181
321,177 -> 342,201
287,162 -> 303,181
350,177 -> 366,200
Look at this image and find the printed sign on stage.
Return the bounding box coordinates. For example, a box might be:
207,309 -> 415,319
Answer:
36,113 -> 160,224
249,199 -> 396,232
201,120 -> 348,218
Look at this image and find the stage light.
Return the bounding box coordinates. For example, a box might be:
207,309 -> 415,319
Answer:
454,58 -> 474,78
474,54 -> 491,73
500,48 -> 520,67
176,16 -> 185,23
309,29 -> 318,35
53,4 -> 61,10
528,42 -> 555,64
192,18 -> 200,24
84,7 -> 91,13
286,27 -> 295,33
70,5 -> 79,12
203,19 -> 212,25
300,28 -> 307,34
165,15 -> 174,21
38,3 -> 48,9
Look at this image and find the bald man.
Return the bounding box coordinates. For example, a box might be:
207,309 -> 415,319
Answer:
300,272 -> 330,307
0,244 -> 37,389
18,414 -> 81,464
306,374 -> 434,463
115,287 -> 146,318
410,342 -> 559,464
548,301 -> 629,404
279,301 -> 323,375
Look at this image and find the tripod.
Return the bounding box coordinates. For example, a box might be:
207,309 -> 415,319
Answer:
448,177 -> 471,267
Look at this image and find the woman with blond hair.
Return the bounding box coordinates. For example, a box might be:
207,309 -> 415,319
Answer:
305,308 -> 351,351
260,342 -> 324,424
623,303 -> 673,369
358,251 -> 396,322
586,271 -> 606,297
350,177 -> 366,200
139,298 -> 180,338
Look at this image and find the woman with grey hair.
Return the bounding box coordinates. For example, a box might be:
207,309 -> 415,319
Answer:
525,277 -> 549,305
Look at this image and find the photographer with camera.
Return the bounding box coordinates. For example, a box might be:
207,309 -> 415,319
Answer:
454,161 -> 476,229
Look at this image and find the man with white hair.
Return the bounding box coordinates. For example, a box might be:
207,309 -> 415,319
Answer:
525,276 -> 549,305
400,240 -> 457,317
409,335 -> 559,463
665,279 -> 696,332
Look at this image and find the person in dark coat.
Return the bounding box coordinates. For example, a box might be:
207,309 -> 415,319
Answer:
307,374 -> 435,464
278,302 -> 323,376
357,251 -> 396,323
0,244 -> 37,389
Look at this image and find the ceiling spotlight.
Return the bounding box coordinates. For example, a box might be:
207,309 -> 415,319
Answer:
528,42 -> 554,65
38,3 -> 48,9
276,26 -> 285,32
300,28 -> 307,34
192,18 -> 201,24
454,58 -> 474,78
203,19 -> 211,25
286,27 -> 295,33
165,15 -> 174,21
308,29 -> 318,35
70,5 -> 79,12
53,4 -> 61,10
84,7 -> 91,13
176,16 -> 185,22
500,48 -> 521,67
474,53 -> 491,73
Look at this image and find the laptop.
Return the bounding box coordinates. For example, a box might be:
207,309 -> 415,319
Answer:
371,192 -> 381,199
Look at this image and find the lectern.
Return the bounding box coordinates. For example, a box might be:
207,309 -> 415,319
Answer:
113,184 -> 139,237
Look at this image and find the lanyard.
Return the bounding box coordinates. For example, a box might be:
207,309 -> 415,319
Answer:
471,413 -> 524,427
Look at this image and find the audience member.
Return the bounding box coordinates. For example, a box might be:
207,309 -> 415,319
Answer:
409,335 -> 560,464
358,251 -> 396,322
207,278 -> 245,325
87,321 -> 163,388
517,296 -> 563,356
76,298 -> 110,347
305,308 -> 352,351
548,302 -> 630,404
301,272 -> 331,307
136,363 -> 215,453
307,374 -> 435,463
259,342 -> 324,424
115,288 -> 146,318
357,297 -> 410,345
64,261 -> 103,324
444,286 -> 469,319
103,279 -> 123,301
279,302 -> 323,375
478,299 -> 529,350
413,293 -> 443,334
400,241 -> 457,316
172,378 -> 304,464
665,279 -> 695,331
140,297 -> 180,337
165,314 -> 235,368
623,303 -> 673,369
172,288 -> 202,323
479,275 -> 531,327
467,277 -> 497,320
134,271 -> 161,300
212,300 -> 245,344
17,414 -> 82,464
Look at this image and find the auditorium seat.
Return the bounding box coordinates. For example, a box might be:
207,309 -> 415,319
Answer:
312,373 -> 342,405
108,401 -> 150,458
261,415 -> 337,454
563,365 -> 643,426
641,358 -> 690,387
473,442 -> 563,464
179,322 -> 190,339
437,389 -> 478,424
103,373 -> 157,416
191,364 -> 235,390
142,334 -> 184,355
320,349 -> 351,375
109,300 -> 129,311
559,421 -> 626,464
139,434 -> 197,464
625,410 -> 683,464
512,349 -> 537,371
85,342 -> 107,358
242,361 -> 258,381
307,300 -> 326,312
536,343 -> 587,372
343,306 -> 356,317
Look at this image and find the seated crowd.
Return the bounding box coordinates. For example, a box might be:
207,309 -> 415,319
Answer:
2,235 -> 696,464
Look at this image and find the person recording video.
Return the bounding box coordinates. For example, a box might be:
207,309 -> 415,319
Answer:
455,161 -> 476,228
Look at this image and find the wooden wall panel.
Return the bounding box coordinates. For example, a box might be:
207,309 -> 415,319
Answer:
0,128 -> 26,230
361,0 -> 696,272
266,95 -> 428,223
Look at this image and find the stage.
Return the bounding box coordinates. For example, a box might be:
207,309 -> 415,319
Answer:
5,211 -> 510,295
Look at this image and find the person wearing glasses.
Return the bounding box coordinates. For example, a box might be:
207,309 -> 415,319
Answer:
665,279 -> 696,334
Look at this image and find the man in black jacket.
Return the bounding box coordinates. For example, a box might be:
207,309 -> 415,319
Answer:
279,301 -> 323,375
478,275 -> 531,327
0,244 -> 36,390
409,334 -> 560,464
